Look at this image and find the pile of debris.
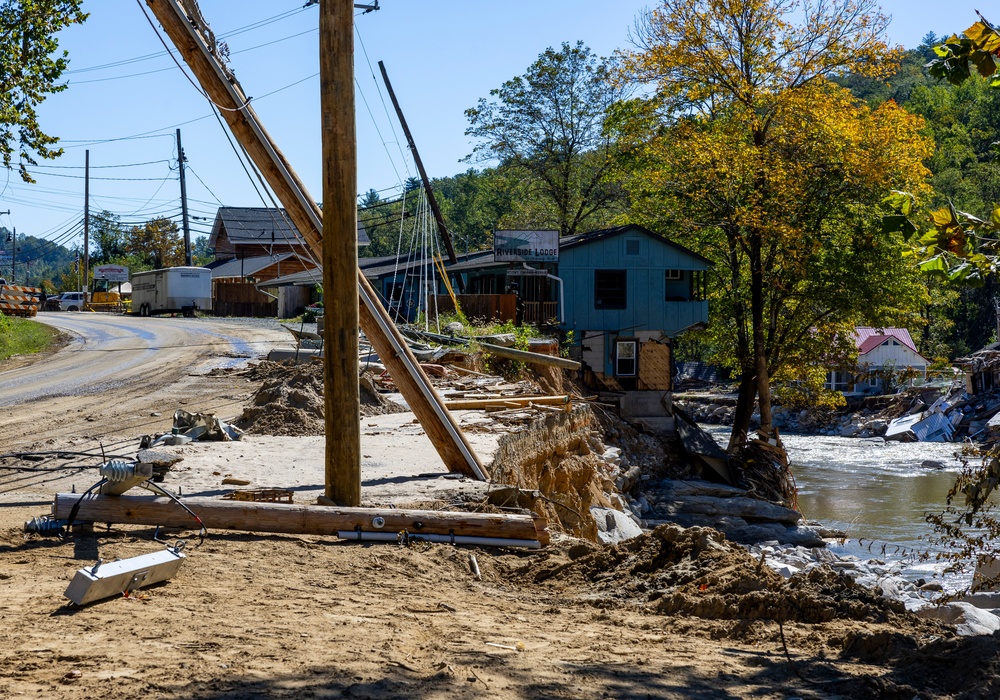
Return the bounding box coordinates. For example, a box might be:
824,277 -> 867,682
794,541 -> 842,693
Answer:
235,360 -> 405,437
676,380 -> 1000,443
508,524 -> 914,626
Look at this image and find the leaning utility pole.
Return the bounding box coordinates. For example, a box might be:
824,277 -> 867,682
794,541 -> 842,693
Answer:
177,129 -> 193,266
320,0 -> 361,505
145,0 -> 487,482
83,150 -> 90,299
378,61 -> 460,269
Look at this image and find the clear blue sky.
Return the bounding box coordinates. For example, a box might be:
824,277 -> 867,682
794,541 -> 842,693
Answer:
1,0 -> 988,255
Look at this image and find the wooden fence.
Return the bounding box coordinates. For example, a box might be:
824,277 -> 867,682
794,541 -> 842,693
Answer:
213,279 -> 276,318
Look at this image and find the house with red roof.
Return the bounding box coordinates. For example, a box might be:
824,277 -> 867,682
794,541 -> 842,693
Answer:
825,327 -> 930,393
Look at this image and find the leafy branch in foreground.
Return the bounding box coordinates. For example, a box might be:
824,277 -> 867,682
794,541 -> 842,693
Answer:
925,445 -> 1000,591
883,191 -> 1000,286
926,13 -> 1000,86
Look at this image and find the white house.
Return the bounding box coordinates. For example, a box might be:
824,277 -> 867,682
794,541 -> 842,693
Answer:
826,327 -> 929,393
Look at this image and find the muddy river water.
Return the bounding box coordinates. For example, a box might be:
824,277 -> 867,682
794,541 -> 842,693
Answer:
706,426 -> 974,584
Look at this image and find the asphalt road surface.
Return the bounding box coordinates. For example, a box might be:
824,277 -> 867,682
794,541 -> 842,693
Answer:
0,312 -> 287,453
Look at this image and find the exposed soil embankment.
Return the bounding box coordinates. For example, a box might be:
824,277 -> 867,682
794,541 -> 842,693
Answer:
489,406 -> 620,539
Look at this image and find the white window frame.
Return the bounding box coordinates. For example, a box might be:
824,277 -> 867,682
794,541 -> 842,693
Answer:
615,339 -> 638,377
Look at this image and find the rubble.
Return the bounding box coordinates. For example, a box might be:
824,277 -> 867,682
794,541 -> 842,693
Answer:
234,360 -> 406,437
675,379 -> 1000,444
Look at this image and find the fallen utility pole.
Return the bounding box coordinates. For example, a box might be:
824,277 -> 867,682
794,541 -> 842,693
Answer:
146,0 -> 486,482
402,327 -> 582,370
53,494 -> 550,546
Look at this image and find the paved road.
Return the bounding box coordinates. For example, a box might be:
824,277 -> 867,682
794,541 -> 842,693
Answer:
0,313 -> 287,451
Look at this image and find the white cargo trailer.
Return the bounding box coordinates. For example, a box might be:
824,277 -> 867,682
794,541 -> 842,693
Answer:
131,267 -> 212,317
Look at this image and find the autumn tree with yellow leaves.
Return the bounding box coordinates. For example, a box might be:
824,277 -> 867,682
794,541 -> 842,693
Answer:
617,0 -> 934,449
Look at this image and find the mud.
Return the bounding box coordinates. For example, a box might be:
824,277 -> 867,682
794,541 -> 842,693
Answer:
234,361 -> 405,436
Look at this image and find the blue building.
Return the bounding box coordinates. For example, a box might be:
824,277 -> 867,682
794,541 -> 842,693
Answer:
447,224 -> 711,392
559,225 -> 710,391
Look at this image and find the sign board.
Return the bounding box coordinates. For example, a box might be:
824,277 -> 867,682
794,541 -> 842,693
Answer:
493,230 -> 558,263
94,264 -> 129,282
506,268 -> 548,277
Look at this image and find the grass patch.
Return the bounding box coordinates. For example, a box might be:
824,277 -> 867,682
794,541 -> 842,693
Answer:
0,314 -> 60,362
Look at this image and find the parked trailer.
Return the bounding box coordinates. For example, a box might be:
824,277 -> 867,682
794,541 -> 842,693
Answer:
131,267 -> 212,317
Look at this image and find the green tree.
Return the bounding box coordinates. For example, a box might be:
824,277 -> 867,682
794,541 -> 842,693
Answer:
192,235 -> 211,266
465,41 -> 629,237
126,217 -> 184,270
0,1 -> 87,182
90,210 -> 126,264
619,0 -> 932,449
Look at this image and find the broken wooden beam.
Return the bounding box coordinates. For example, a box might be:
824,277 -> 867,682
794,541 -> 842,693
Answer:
53,494 -> 550,546
476,341 -> 581,370
444,395 -> 570,410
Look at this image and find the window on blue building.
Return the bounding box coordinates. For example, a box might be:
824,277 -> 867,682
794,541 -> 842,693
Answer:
595,270 -> 627,309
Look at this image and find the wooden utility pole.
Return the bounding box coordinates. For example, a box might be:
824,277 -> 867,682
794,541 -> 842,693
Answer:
146,0 -> 487,481
320,0 -> 361,505
176,129 -> 193,266
378,61 -> 460,269
83,150 -> 89,299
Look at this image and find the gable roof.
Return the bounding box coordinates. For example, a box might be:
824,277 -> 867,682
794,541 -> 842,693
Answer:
559,224 -> 713,266
209,206 -> 371,248
854,327 -> 923,356
210,253 -> 295,279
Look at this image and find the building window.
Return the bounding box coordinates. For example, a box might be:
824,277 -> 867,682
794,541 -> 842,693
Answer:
594,270 -> 627,309
626,239 -> 640,256
615,339 -> 637,376
665,269 -> 683,281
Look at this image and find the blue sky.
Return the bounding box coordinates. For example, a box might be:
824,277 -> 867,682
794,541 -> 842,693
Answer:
1,0 -> 990,254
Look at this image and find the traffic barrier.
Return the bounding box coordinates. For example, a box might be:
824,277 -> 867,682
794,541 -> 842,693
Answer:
0,284 -> 41,317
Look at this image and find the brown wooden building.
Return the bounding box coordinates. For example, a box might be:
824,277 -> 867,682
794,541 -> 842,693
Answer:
208,206 -> 370,261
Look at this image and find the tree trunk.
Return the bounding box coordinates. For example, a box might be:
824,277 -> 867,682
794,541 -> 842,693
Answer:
728,370 -> 757,452
750,233 -> 772,435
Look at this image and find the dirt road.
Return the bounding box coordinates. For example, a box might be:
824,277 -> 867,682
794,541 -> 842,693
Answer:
0,313 -> 287,457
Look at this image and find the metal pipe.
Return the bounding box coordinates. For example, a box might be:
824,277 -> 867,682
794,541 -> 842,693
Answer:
337,530 -> 541,549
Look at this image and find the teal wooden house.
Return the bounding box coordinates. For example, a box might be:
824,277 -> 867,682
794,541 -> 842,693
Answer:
559,225 -> 710,390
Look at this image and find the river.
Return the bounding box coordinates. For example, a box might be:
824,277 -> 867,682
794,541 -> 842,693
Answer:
706,426 -> 975,586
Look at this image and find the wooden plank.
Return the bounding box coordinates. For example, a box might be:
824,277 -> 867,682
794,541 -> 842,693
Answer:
53,494 -> 549,545
478,341 -> 580,370
145,0 -> 486,481
444,395 -> 569,410
638,340 -> 672,391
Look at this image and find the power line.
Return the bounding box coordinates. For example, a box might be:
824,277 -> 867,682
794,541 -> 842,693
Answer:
64,7 -> 309,75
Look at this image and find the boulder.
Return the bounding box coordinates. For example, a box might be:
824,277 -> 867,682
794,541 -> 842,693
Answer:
591,506 -> 643,545
916,602 -> 1000,636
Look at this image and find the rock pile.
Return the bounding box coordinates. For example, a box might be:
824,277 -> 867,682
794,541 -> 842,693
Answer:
640,478 -> 824,547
